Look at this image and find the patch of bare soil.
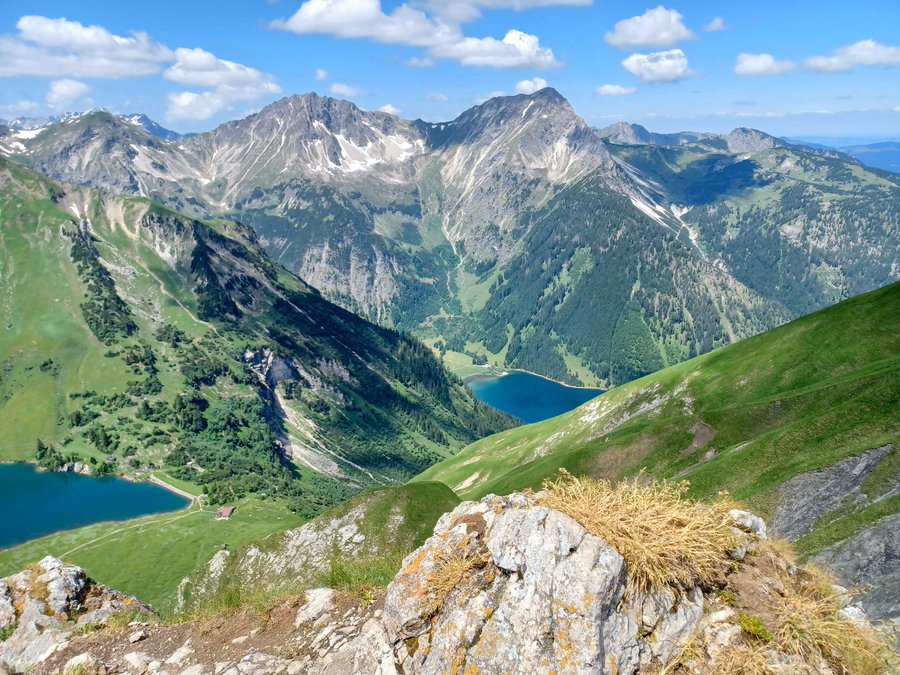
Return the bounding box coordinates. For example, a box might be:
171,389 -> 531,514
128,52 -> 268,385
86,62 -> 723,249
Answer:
29,591 -> 383,675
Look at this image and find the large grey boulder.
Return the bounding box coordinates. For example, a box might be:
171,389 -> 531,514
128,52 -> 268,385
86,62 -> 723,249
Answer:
0,557 -> 151,672
383,493 -> 710,675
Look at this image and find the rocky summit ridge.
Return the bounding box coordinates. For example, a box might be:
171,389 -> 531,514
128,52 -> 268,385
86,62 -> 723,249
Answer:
3,491 -> 888,675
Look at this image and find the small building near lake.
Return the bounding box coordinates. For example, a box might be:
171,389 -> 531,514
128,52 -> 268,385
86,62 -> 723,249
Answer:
215,506 -> 235,520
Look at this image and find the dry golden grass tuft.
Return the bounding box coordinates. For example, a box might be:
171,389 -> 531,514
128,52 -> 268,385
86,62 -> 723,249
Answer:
712,644 -> 782,675
533,470 -> 741,595
770,567 -> 898,675
25,561 -> 51,603
423,537 -> 489,616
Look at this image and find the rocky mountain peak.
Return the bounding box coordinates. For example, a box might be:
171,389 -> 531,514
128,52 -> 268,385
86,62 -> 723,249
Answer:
724,126 -> 787,153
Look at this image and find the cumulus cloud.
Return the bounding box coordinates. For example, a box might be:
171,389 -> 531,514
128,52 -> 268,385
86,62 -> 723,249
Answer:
271,0 -> 460,47
605,6 -> 696,49
271,0 -> 561,68
45,79 -> 92,109
166,81 -> 282,121
430,30 -> 560,68
804,40 -> 900,72
622,49 -> 693,82
702,17 -> 727,32
0,15 -> 173,78
0,16 -> 282,123
315,68 -> 329,80
163,47 -> 282,121
379,103 -> 402,114
734,41 -> 900,77
164,48 -> 277,88
330,82 -> 367,96
734,53 -> 796,76
425,92 -> 449,101
423,0 -> 591,24
515,76 -> 547,94
403,56 -> 435,67
595,84 -> 636,95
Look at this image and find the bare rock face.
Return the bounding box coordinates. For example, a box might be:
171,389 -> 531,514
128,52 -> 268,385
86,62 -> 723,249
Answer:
382,493 -> 709,675
0,557 -> 151,672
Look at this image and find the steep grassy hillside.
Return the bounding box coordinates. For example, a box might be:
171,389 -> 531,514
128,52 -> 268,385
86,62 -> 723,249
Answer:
416,280 -> 900,559
178,481 -> 460,613
0,495 -> 302,611
0,157 -> 517,518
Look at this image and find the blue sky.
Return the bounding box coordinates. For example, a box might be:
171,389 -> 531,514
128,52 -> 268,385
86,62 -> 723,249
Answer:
1,0 -> 899,140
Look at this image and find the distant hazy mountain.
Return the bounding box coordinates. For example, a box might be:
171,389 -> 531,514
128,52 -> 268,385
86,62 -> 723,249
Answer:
119,113 -> 185,141
4,89 -> 899,388
0,109 -> 182,141
839,141 -> 900,173
595,121 -> 713,147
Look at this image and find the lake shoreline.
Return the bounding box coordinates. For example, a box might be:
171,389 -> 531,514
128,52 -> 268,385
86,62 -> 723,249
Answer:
0,462 -> 191,549
464,366 -> 606,391
465,370 -> 605,425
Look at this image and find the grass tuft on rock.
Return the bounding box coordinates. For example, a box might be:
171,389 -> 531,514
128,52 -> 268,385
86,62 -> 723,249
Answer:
533,470 -> 741,595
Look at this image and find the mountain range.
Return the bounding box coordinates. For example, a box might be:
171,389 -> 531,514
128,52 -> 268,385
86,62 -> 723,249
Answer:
3,89 -> 898,389
3,86 -> 900,638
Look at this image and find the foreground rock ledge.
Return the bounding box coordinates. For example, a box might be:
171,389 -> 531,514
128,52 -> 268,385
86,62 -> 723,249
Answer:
4,493 -> 873,675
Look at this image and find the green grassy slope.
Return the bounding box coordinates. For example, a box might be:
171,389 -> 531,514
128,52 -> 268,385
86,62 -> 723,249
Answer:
0,495 -> 303,611
415,280 -> 900,555
0,157 -> 517,518
178,481 -> 460,612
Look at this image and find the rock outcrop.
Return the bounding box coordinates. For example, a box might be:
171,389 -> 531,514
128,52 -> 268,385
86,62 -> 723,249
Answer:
9,494 -> 884,675
0,557 -> 151,672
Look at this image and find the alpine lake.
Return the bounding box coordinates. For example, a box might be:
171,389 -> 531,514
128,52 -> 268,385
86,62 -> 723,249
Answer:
466,369 -> 604,424
0,462 -> 189,548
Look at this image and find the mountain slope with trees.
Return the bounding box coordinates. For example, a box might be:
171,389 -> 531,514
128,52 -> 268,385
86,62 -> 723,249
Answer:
0,157 -> 517,518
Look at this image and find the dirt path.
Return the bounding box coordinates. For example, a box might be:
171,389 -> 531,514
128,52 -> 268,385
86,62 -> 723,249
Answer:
149,473 -> 199,501
135,259 -> 220,337
60,501 -> 202,558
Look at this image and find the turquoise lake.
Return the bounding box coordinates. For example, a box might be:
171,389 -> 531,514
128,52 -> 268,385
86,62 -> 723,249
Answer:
467,370 -> 604,424
0,463 -> 189,548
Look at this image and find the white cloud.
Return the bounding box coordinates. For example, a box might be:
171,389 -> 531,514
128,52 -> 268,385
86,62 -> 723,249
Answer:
622,49 -> 693,82
330,82 -> 367,96
702,17 -> 727,32
45,79 -> 92,109
1,100 -> 42,116
165,82 -> 282,121
734,53 -> 797,76
473,90 -> 505,103
605,6 -> 696,49
425,92 -> 449,101
515,77 -> 547,94
379,103 -> 402,114
164,48 -> 276,88
404,56 -> 435,67
271,0 -> 560,69
0,16 -> 281,124
595,84 -> 636,95
271,0 -> 460,47
424,0 -> 591,23
163,47 -> 281,122
0,15 -> 173,78
804,40 -> 900,72
430,30 -> 560,68
315,68 -> 329,80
